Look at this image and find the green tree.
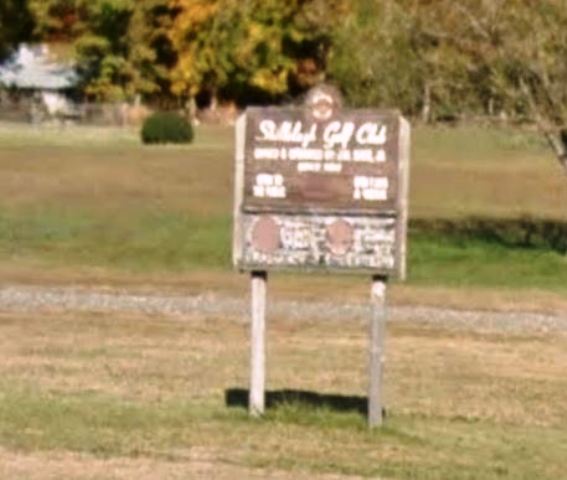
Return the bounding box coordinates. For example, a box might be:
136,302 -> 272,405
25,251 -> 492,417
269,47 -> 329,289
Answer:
73,0 -> 134,100
333,0 -> 567,171
28,0 -> 86,41
75,0 -> 176,101
329,0 -> 477,120
329,0 -> 422,112
127,0 -> 178,102
170,0 -> 348,105
439,0 -> 567,171
29,0 -> 176,101
0,0 -> 35,60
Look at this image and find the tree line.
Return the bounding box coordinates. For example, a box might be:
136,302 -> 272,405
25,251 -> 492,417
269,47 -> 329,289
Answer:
2,0 -> 348,107
3,0 -> 567,167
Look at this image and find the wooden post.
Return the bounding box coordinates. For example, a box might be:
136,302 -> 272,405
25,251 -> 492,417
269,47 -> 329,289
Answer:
250,271 -> 267,416
368,275 -> 387,427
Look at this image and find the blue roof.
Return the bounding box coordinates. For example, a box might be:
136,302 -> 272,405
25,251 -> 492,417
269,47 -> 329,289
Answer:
0,44 -> 78,90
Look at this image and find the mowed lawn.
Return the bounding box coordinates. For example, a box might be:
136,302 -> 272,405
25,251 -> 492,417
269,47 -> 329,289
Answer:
1,121 -> 567,294
0,310 -> 565,479
1,124 -> 567,479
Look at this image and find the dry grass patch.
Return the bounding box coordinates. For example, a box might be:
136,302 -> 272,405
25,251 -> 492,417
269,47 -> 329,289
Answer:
411,125 -> 567,220
0,447 -> 364,480
0,124 -> 232,216
0,311 -> 248,402
0,310 -> 565,479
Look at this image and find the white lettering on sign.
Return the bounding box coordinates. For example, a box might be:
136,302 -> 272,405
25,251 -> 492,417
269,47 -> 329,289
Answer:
254,147 -> 385,164
254,148 -> 280,160
356,123 -> 387,146
353,176 -> 389,201
297,162 -> 342,173
298,162 -> 322,172
323,121 -> 356,149
256,120 -> 389,151
324,162 -> 342,173
256,120 -> 317,148
253,173 -> 286,198
280,222 -> 311,250
253,120 -> 391,170
288,148 -> 324,161
353,149 -> 373,162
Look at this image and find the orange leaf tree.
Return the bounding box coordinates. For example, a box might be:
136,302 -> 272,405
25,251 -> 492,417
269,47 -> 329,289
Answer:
169,0 -> 349,106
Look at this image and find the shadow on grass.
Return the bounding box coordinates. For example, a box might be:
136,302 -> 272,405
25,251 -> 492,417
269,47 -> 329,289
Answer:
225,388 -> 369,416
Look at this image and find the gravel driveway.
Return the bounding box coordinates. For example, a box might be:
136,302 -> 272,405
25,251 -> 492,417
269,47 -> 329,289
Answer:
1,285 -> 566,335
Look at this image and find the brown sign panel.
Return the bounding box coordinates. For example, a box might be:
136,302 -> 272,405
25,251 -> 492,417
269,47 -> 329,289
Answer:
243,109 -> 400,214
233,85 -> 410,278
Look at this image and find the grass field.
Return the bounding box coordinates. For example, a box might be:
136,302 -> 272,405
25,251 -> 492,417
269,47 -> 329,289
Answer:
1,121 -> 567,296
0,310 -> 565,479
1,122 -> 567,478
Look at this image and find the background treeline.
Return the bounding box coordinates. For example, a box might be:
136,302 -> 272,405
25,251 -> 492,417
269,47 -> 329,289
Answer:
3,1 -> 567,133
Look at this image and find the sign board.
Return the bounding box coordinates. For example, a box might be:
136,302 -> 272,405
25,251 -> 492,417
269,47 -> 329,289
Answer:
233,85 -> 411,427
233,85 -> 410,279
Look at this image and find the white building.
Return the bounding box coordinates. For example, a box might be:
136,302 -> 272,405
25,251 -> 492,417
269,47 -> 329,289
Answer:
0,44 -> 79,122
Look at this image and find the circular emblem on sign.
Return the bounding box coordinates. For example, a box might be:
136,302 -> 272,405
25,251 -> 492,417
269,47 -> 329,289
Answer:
326,219 -> 354,256
251,216 -> 281,254
306,84 -> 343,122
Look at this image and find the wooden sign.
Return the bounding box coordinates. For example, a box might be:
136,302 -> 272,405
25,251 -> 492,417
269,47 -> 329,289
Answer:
233,85 -> 410,279
232,85 -> 411,427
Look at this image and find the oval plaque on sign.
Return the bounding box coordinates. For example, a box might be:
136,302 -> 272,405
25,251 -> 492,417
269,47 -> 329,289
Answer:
251,216 -> 281,254
326,219 -> 354,256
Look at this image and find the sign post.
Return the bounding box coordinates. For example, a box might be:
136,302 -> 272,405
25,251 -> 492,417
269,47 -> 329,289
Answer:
250,270 -> 267,416
369,275 -> 387,427
233,85 -> 410,427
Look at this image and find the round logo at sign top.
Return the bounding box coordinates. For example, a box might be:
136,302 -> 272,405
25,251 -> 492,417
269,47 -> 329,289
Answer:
251,216 -> 281,254
305,84 -> 343,122
326,219 -> 354,256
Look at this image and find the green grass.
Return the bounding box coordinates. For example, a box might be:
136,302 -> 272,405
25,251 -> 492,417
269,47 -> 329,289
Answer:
0,311 -> 565,478
0,208 -> 230,271
1,122 -> 567,478
1,121 -> 567,291
1,388 -> 565,479
409,233 -> 567,290
2,207 -> 567,291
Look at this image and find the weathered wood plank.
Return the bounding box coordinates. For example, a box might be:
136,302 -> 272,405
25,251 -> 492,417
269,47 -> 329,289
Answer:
232,114 -> 247,269
249,271 -> 267,416
395,117 -> 411,280
368,275 -> 387,427
240,214 -> 397,273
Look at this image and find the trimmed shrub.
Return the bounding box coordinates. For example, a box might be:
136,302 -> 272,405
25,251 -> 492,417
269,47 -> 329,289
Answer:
141,112 -> 194,145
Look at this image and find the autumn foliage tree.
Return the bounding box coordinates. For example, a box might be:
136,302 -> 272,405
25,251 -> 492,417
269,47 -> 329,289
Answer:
28,0 -> 85,41
27,0 -> 176,101
18,0 -> 567,171
74,0 -> 177,101
169,0 -> 349,106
